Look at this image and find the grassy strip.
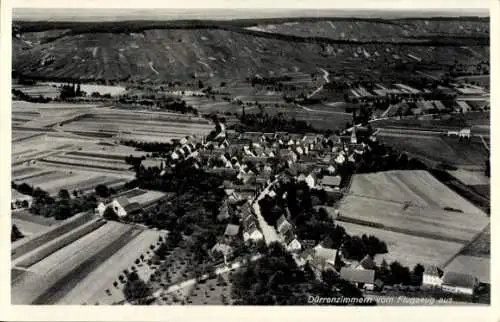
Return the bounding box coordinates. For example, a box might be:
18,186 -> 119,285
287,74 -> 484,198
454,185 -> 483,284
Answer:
12,212 -> 93,260
16,218 -> 106,268
336,216 -> 470,244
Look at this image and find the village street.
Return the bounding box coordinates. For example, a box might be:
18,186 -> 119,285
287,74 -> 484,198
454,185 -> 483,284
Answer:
252,180 -> 280,245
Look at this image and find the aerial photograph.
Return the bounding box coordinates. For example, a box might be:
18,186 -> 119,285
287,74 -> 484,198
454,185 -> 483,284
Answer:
10,6 -> 490,306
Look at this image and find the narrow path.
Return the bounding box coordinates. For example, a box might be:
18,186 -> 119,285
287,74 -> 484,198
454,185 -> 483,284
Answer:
149,62 -> 159,75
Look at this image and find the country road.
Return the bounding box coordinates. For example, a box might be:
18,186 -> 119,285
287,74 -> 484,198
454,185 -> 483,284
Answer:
307,67 -> 330,99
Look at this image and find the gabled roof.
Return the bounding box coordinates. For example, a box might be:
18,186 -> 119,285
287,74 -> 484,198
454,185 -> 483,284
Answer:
359,255 -> 376,270
340,267 -> 375,284
442,272 -> 476,289
314,246 -> 338,262
224,224 -> 240,237
115,196 -> 130,208
283,230 -> 298,245
321,175 -> 342,187
123,202 -> 142,214
424,265 -> 443,278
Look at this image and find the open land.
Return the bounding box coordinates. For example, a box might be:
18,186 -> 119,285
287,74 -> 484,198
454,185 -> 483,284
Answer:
11,215 -> 164,305
337,170 -> 489,268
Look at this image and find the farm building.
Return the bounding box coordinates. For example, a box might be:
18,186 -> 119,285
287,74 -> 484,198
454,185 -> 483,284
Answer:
96,188 -> 167,218
319,175 -> 342,189
422,265 -> 444,288
340,267 -> 376,291
12,190 -> 33,209
211,242 -> 233,264
217,199 -> 234,221
441,271 -> 478,295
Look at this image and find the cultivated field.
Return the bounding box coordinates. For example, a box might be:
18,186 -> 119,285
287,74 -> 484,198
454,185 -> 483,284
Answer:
59,110 -> 213,143
338,221 -> 464,268
57,229 -> 165,305
348,170 -> 486,215
11,217 -> 164,305
337,170 -> 490,268
338,195 -> 488,244
447,169 -> 490,186
375,134 -> 488,167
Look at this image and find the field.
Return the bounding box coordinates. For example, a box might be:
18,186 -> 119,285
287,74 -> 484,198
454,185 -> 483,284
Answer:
13,83 -> 60,98
447,170 -> 490,186
375,133 -> 489,168
338,221 -> 464,268
59,110 -> 213,142
11,215 -> 164,305
12,101 -> 211,196
337,170 -> 489,268
348,170 -> 486,215
12,209 -> 55,236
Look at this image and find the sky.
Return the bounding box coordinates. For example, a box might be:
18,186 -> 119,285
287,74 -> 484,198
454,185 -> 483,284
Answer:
11,0 -> 490,21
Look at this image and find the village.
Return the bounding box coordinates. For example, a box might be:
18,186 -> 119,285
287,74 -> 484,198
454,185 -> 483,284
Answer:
76,118 -> 488,304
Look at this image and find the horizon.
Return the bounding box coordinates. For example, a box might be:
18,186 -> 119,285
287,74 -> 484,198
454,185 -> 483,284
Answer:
13,8 -> 490,22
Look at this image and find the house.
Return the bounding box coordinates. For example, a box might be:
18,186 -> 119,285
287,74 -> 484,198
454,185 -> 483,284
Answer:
11,190 -> 33,209
357,255 -> 377,270
243,224 -> 264,242
283,230 -> 302,252
211,242 -> 233,264
305,173 -> 316,189
319,176 -> 342,189
350,127 -> 358,144
422,265 -> 444,288
96,188 -> 167,218
224,224 -> 240,238
340,267 -> 376,290
217,200 -> 234,222
314,244 -> 339,267
276,215 -> 293,235
441,272 -> 478,295
459,128 -> 471,138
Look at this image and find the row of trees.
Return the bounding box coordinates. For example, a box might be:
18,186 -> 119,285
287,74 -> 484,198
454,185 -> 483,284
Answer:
231,242 -> 373,305
232,112 -> 323,134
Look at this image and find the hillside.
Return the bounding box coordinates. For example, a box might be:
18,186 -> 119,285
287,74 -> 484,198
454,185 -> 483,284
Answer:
12,18 -> 489,84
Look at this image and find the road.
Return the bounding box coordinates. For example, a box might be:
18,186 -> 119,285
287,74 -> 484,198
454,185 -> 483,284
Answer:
252,181 -> 280,245
307,67 -> 330,99
152,254 -> 262,298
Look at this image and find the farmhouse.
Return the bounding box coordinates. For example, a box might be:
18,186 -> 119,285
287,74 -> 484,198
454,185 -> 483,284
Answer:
441,271 -> 478,295
340,267 -> 376,291
422,265 -> 444,288
217,200 -> 234,221
243,224 -> 264,242
96,188 -> 167,218
313,244 -> 339,267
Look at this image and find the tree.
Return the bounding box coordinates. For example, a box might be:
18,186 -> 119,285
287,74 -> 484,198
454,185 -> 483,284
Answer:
123,271 -> 152,303
58,189 -> 70,200
103,206 -> 119,221
412,263 -> 425,286
95,184 -> 110,198
11,224 -> 24,242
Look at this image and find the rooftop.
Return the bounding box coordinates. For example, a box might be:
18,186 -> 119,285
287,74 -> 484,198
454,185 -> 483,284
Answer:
442,271 -> 477,289
340,267 -> 375,284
